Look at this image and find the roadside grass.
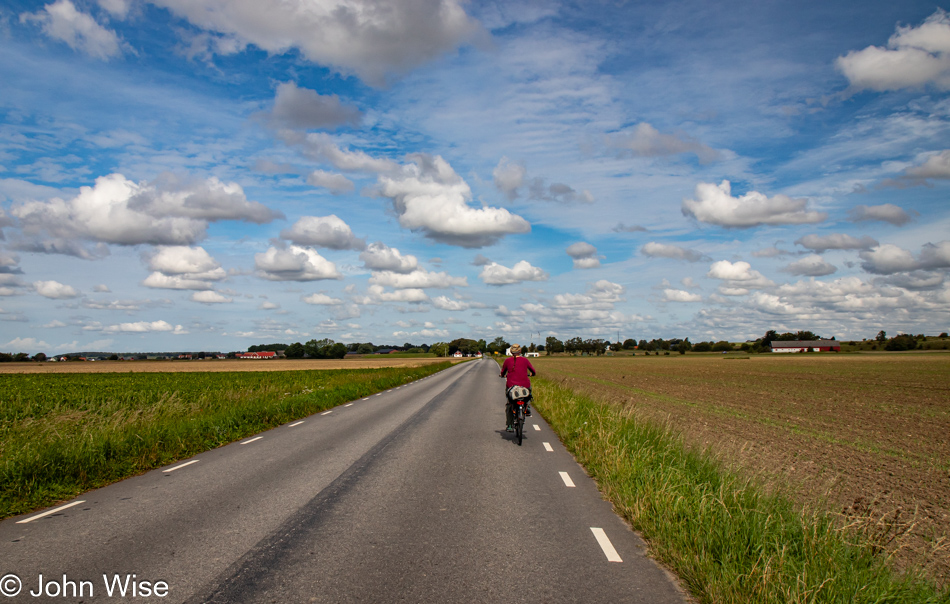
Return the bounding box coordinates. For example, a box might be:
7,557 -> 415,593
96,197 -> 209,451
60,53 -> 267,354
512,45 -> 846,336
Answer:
533,377 -> 949,603
0,363 -> 451,520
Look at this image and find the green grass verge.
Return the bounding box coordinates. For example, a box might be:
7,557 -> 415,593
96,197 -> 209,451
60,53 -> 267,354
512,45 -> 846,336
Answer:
533,377 -> 949,603
0,363 -> 451,519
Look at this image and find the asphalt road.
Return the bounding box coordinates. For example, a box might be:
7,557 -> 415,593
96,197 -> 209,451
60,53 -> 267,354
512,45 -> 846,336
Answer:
0,359 -> 689,603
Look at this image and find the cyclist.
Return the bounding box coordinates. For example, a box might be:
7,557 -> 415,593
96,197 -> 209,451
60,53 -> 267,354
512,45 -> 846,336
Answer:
499,344 -> 536,432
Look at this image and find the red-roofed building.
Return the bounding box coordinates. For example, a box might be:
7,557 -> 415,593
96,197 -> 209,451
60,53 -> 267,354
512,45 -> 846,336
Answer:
238,351 -> 277,359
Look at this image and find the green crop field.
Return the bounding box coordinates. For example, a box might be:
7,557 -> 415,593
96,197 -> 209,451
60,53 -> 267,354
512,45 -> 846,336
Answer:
0,363 -> 452,519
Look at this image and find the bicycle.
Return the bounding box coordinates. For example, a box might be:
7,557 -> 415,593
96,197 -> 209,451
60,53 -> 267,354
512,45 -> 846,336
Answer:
506,385 -> 531,446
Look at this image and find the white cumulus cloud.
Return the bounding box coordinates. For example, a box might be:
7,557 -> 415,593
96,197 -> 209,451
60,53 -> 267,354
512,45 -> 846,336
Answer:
11,173 -> 281,256
281,215 -> 365,250
566,242 -> 601,269
151,0 -> 485,86
378,154 -> 531,248
782,255 -> 837,277
479,260 -> 548,285
682,180 -> 826,228
837,9 -> 950,91
707,260 -> 773,295
369,268 -> 467,289
359,243 -> 418,274
191,290 -> 232,304
663,289 -> 703,303
255,246 -> 342,281
33,280 -> 79,299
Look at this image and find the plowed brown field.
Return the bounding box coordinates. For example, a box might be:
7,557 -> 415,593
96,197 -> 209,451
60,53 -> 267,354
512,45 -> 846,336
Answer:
536,353 -> 950,584
0,357 -> 461,374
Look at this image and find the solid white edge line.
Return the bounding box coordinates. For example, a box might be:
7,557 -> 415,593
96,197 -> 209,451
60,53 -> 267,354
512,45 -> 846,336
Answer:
543,442 -> 554,452
241,436 -> 263,445
591,527 -> 623,562
533,424 -> 541,431
559,471 -> 576,487
17,500 -> 86,524
163,459 -> 199,473
320,410 -> 332,416
289,421 -> 304,427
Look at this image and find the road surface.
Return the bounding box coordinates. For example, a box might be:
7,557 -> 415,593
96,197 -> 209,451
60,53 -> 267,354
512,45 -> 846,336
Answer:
0,359 -> 689,603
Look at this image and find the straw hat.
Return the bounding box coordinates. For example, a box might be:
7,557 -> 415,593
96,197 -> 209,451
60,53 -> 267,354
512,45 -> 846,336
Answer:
510,344 -> 522,355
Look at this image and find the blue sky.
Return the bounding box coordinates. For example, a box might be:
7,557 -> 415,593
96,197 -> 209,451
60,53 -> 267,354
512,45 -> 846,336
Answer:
1,0 -> 949,354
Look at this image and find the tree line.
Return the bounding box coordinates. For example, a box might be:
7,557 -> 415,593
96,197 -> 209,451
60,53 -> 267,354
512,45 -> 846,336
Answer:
4,330 -> 946,363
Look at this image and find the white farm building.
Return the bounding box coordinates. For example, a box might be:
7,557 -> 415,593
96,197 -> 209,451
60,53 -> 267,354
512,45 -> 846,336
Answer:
770,340 -> 841,353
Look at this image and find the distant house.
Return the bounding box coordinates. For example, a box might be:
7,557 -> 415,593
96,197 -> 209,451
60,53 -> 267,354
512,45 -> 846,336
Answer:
770,340 -> 840,353
525,352 -> 540,357
453,351 -> 463,358
375,348 -> 398,355
237,351 -> 277,359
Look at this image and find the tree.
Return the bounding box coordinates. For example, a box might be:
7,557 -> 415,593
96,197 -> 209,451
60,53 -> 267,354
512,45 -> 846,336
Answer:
249,343 -> 288,352
676,339 -> 692,354
622,338 -> 637,350
692,341 -> 712,352
876,330 -> 887,342
304,338 -> 336,358
285,342 -> 306,358
357,343 -> 375,354
564,337 -> 584,355
33,352 -> 47,362
885,334 -> 916,351
430,342 -> 450,356
545,336 -> 564,354
638,339 -> 651,351
712,341 -> 733,352
487,337 -> 509,355
449,338 -> 479,355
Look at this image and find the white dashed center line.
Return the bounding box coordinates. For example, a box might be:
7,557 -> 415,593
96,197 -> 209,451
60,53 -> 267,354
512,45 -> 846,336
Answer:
17,500 -> 86,524
289,421 -> 304,427
543,442 -> 554,452
320,410 -> 333,416
163,460 -> 199,473
345,403 -> 353,407
241,436 -> 263,445
533,424 -> 541,431
591,528 -> 623,562
559,472 -> 576,487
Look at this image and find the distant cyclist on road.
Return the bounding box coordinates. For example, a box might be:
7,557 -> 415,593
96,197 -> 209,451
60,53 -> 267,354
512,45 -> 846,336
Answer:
499,344 -> 536,432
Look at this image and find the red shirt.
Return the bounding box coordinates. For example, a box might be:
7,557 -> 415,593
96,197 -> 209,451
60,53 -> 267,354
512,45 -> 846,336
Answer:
500,355 -> 536,389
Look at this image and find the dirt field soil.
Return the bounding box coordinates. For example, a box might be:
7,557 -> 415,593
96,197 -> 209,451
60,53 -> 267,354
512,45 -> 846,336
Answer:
536,353 -> 950,585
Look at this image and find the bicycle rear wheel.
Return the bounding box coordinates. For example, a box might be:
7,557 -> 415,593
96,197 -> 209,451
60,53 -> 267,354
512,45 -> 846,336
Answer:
515,413 -> 524,445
